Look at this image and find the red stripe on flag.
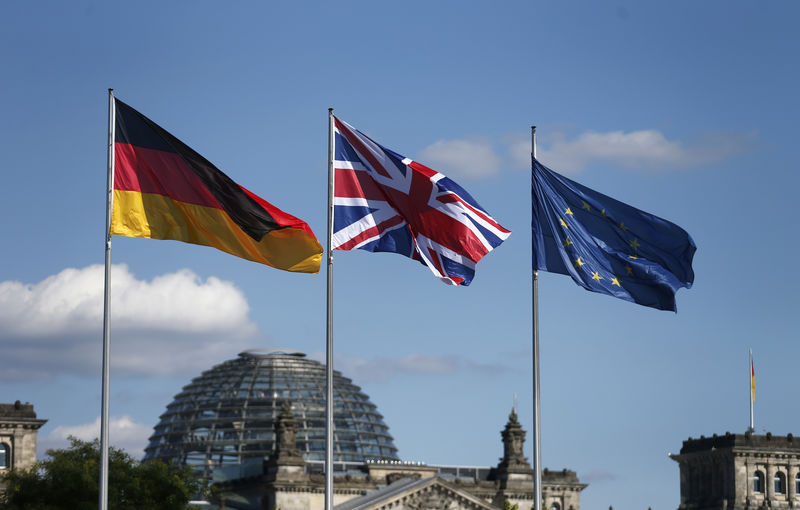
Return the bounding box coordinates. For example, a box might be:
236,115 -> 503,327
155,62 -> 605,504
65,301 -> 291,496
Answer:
115,143 -> 222,209
406,160 -> 437,179
238,185 -> 317,238
406,161 -> 509,234
436,192 -> 511,234
335,167 -> 389,201
378,173 -> 491,262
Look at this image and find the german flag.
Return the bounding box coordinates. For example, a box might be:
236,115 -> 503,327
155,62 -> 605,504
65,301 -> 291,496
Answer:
111,99 -> 322,273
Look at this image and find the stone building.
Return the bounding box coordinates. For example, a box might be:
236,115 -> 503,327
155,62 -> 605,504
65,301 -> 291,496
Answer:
670,431 -> 800,510
0,401 -> 47,472
213,406 -> 586,510
146,350 -> 586,509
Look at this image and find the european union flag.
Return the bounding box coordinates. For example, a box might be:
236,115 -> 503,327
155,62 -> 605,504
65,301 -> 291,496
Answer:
532,157 -> 695,311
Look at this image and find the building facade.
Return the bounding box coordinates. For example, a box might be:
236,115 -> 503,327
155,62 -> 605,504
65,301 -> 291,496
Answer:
213,406 -> 586,510
670,432 -> 800,510
0,401 -> 47,473
144,350 -> 586,509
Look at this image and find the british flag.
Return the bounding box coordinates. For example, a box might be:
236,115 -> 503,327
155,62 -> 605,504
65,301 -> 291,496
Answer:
332,117 -> 510,286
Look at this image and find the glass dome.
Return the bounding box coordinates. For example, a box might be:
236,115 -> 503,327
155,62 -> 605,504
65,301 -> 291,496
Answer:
143,350 -> 399,478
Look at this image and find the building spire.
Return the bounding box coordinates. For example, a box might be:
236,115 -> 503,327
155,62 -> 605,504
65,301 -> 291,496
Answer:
491,407 -> 534,506
500,407 -> 530,470
265,401 -> 306,475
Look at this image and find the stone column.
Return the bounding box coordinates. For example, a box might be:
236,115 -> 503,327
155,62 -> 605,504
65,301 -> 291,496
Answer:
745,460 -> 753,501
711,459 -> 719,500
720,459 -> 729,501
679,461 -> 688,505
767,463 -> 775,501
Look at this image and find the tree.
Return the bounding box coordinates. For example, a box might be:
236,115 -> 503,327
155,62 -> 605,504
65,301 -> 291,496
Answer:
0,437 -> 204,510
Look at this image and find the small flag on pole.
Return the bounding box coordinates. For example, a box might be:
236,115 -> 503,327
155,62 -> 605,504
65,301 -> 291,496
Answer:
750,349 -> 755,403
111,99 -> 322,273
332,116 -> 510,286
532,157 -> 695,311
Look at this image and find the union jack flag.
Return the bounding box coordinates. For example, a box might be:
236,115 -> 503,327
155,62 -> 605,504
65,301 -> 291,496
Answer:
332,116 -> 510,286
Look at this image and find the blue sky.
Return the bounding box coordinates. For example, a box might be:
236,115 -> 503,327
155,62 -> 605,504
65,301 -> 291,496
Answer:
2,2 -> 799,508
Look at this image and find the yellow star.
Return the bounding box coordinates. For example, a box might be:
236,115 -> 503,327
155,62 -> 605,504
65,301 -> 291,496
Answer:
601,209 -> 608,217
625,264 -> 633,275
565,207 -> 574,216
591,272 -> 603,281
628,255 -> 638,260
611,277 -> 621,287
629,238 -> 640,250
581,201 -> 591,211
574,257 -> 585,268
563,236 -> 573,248
618,222 -> 628,231
560,218 -> 569,229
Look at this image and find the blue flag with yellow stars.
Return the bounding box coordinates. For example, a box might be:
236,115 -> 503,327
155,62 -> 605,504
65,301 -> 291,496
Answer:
532,157 -> 695,311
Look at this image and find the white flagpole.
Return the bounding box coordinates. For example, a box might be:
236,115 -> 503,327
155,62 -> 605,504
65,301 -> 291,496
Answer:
99,88 -> 116,510
531,126 -> 543,510
325,108 -> 335,510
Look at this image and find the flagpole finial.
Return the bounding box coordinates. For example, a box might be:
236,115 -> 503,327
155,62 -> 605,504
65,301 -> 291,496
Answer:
329,108 -> 334,114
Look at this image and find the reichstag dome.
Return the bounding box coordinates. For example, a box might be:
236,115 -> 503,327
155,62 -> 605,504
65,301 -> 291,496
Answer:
143,349 -> 399,479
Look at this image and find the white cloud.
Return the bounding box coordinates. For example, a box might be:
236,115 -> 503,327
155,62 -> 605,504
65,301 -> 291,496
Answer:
0,264 -> 257,380
309,351 -> 508,384
39,415 -> 152,459
415,129 -> 750,179
417,137 -> 502,179
391,353 -> 458,374
334,353 -> 457,383
510,129 -> 753,174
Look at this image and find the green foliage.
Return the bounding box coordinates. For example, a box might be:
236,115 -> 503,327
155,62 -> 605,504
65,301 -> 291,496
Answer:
0,437 -> 203,510
503,501 -> 519,510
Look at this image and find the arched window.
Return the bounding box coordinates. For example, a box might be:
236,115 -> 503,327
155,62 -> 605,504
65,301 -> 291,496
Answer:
0,443 -> 8,469
550,503 -> 561,510
754,470 -> 765,493
775,471 -> 786,494
795,473 -> 800,496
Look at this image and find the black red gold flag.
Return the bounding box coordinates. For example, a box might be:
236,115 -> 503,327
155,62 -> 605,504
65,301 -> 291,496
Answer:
111,99 -> 322,273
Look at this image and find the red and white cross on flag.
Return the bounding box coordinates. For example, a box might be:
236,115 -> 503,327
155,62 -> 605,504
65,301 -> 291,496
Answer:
331,116 -> 510,286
